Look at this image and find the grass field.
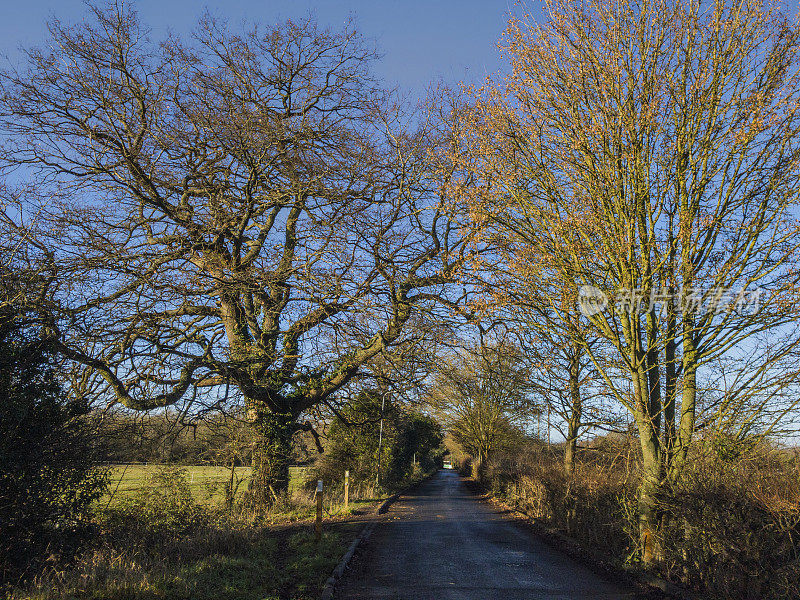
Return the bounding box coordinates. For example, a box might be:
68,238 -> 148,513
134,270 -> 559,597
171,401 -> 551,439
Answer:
104,464 -> 313,506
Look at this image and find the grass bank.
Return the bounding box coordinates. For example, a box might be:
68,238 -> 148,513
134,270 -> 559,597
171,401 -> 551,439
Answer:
7,466 -> 382,600
7,464 -> 433,600
8,519 -> 365,600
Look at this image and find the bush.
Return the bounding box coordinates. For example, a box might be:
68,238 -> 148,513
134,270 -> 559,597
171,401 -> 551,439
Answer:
320,391 -> 443,491
482,436 -> 800,600
108,466 -> 204,534
0,315 -> 108,587
386,412 -> 444,483
486,442 -> 635,560
660,443 -> 800,600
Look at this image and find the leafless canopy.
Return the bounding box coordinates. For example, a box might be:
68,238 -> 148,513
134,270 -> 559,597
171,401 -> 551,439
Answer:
0,5 -> 471,433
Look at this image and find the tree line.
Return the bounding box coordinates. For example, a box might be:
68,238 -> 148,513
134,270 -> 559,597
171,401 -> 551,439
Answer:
2,0 -> 800,593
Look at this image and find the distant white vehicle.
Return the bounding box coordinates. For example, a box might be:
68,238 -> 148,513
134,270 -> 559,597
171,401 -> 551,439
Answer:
442,460 -> 453,469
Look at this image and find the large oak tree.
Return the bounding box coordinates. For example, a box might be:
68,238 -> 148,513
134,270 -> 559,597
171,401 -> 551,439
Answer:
0,4 -> 473,501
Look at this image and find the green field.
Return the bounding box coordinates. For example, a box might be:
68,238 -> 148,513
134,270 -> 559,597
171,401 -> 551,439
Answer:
105,464 -> 313,506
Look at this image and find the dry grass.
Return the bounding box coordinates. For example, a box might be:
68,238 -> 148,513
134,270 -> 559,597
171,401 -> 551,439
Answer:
8,519 -> 363,600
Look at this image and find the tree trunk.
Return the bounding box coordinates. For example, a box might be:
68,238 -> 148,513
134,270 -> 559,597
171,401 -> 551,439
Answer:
564,353 -> 582,475
563,423 -> 578,475
250,409 -> 295,507
671,169 -> 698,480
633,365 -> 664,566
663,298 -> 677,475
226,460 -> 237,510
646,308 -> 662,436
637,442 -> 663,567
671,317 -> 697,480
471,458 -> 481,480
471,448 -> 488,481
663,212 -> 678,476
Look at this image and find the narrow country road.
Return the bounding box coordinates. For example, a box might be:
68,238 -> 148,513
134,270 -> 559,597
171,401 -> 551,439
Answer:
336,470 -> 637,600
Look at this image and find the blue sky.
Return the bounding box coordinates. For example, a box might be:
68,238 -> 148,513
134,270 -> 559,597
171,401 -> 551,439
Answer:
1,1 -> 534,95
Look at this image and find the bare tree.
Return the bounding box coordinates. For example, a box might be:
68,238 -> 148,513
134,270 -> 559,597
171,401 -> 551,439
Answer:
471,248 -> 619,473
514,323 -> 623,473
0,4 -> 474,502
427,341 -> 538,478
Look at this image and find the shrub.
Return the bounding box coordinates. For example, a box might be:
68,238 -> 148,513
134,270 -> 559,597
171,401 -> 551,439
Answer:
320,391 -> 443,491
660,443 -> 800,600
482,436 -> 800,600
109,466 -> 204,534
0,315 -> 108,587
486,444 -> 635,560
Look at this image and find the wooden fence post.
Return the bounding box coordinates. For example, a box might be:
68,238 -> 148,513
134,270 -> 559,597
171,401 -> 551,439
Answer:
315,480 -> 323,541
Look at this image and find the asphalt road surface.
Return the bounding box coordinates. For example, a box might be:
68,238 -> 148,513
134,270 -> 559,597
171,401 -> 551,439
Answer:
336,470 -> 636,600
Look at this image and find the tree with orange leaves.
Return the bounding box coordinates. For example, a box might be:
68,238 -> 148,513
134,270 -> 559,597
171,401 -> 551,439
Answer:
458,0 -> 800,565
